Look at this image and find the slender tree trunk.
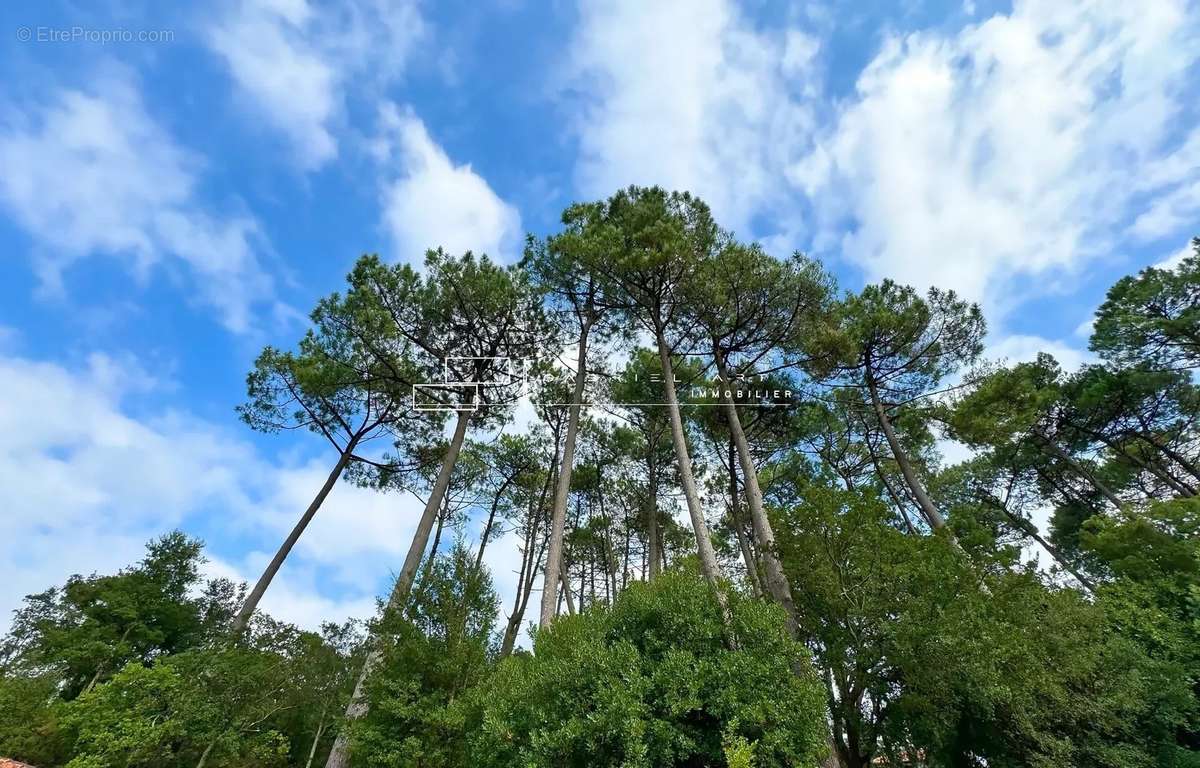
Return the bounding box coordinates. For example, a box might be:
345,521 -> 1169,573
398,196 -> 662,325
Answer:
589,550 -> 597,606
423,500 -> 448,581
501,510 -> 536,656
654,330 -> 733,629
863,430 -> 919,534
304,707 -> 327,768
866,373 -> 947,530
231,435 -> 361,636
646,447 -> 660,580
324,409 -> 471,768
713,351 -> 800,635
596,469 -> 618,599
475,475 -> 516,570
559,558 -> 577,615
501,513 -> 547,657
540,319 -> 592,626
728,435 -> 764,597
1133,416 -> 1200,482
84,624 -> 134,694
501,435 -> 561,656
991,501 -> 1095,592
622,519 -> 631,589
195,741 -> 215,768
1037,435 -> 1126,511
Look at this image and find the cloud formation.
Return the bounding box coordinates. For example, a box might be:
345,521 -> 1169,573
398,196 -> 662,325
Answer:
375,104 -> 523,263
0,67 -> 279,333
207,0 -> 425,169
0,349 -> 431,630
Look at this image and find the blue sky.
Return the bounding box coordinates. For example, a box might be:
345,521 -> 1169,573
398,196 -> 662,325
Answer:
1,0 -> 1197,633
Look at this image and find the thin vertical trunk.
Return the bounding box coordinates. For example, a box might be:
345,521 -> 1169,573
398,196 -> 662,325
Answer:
558,558 -> 577,615
475,475 -> 516,570
232,434 -> 361,636
622,519 -> 631,590
422,499 -> 448,581
304,707 -> 327,768
654,329 -> 732,630
500,511 -> 547,657
324,409 -> 471,768
596,469 -> 618,599
589,547 -> 597,606
501,436 -> 561,656
866,373 -> 947,530
728,435 -> 763,597
646,447 -> 660,580
713,351 -> 800,636
539,318 -> 592,626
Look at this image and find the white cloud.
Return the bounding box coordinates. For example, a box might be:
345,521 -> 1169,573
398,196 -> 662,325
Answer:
0,67 -> 279,334
0,350 -> 420,631
375,104 -> 523,262
1131,127 -> 1200,242
985,333 -> 1094,372
207,0 -> 425,169
793,0 -> 1198,313
1154,238 -> 1197,270
563,0 -> 819,238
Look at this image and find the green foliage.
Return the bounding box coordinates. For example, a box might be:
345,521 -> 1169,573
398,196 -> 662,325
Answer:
351,546 -> 499,768
0,672 -> 68,765
816,279 -> 985,395
1092,238 -> 1200,371
463,569 -> 828,768
59,647 -> 294,768
774,480 -> 1194,767
2,532 -> 234,698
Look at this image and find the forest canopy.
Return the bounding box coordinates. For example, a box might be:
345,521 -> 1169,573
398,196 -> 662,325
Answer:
2,190 -> 1197,768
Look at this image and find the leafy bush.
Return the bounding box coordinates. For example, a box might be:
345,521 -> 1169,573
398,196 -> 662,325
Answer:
464,569 -> 828,768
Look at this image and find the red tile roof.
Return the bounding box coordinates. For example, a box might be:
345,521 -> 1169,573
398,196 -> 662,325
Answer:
0,759 -> 39,768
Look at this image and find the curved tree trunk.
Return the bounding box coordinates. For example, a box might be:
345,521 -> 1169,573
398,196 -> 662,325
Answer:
324,408 -> 471,768
304,706 -> 327,768
713,351 -> 800,636
866,374 -> 947,530
539,319 -> 592,626
654,330 -> 733,629
232,433 -> 362,637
